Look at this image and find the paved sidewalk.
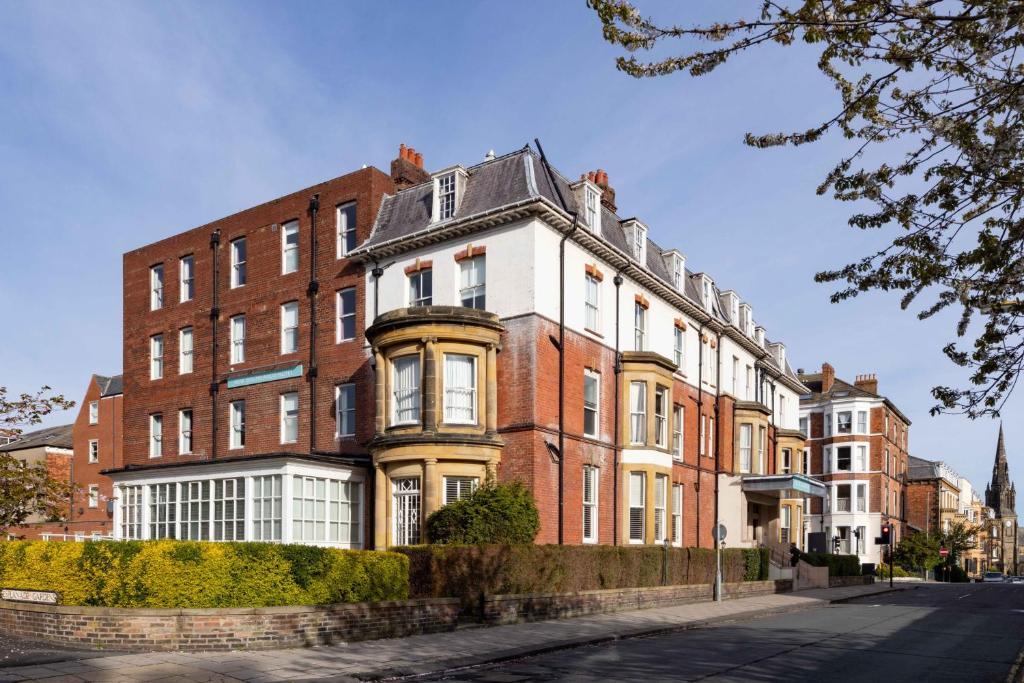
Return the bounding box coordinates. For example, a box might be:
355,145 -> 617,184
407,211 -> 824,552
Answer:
0,583 -> 903,682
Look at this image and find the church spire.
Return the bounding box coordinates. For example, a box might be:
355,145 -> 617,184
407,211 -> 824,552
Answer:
996,422 -> 1007,467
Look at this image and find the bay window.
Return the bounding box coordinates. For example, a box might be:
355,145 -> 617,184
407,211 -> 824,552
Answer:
654,474 -> 668,543
654,386 -> 668,447
629,381 -> 647,445
739,424 -> 752,473
443,354 -> 476,424
392,355 -> 421,425
628,472 -> 645,543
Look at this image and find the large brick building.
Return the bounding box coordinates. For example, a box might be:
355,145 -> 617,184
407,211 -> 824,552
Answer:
108,144 -> 821,550
798,365 -> 910,564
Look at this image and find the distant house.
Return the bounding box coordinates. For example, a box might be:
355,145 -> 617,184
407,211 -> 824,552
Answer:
1,423 -> 74,538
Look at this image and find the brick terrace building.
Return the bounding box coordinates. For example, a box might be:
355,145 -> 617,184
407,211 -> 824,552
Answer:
798,365 -> 910,564
67,374 -> 123,538
1,424 -> 73,539
904,456 -> 961,537
109,144 -> 822,550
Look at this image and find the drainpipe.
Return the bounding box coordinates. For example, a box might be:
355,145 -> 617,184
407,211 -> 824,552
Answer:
535,137 -> 577,545
696,322 -> 704,553
371,257 -> 384,321
308,195 -> 320,452
613,270 -> 624,545
714,329 -> 723,602
209,229 -> 221,459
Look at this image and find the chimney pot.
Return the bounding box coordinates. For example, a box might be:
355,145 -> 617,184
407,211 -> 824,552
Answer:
414,152 -> 423,168
399,143 -> 408,160
822,362 -> 836,393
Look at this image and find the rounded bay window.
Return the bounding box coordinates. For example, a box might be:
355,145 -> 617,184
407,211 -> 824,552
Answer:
366,306 -> 503,548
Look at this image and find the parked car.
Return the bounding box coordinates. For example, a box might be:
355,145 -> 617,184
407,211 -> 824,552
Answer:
1009,576 -> 1024,584
982,571 -> 1005,583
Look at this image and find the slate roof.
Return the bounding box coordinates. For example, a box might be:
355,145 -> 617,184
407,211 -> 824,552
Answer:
0,424 -> 74,452
907,455 -> 940,481
95,374 -> 123,397
799,373 -> 912,424
360,145 -> 806,389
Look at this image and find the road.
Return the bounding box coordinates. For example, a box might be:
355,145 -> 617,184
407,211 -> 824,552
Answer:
420,583 -> 1024,682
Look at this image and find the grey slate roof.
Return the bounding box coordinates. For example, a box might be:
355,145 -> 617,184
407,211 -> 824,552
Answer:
0,424 -> 74,452
96,374 -> 123,397
799,372 -> 911,424
908,455 -> 939,481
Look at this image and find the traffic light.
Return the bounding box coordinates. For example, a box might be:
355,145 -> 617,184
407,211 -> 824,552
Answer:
880,523 -> 892,545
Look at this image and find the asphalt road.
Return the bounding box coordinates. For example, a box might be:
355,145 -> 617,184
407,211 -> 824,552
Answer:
421,583 -> 1024,682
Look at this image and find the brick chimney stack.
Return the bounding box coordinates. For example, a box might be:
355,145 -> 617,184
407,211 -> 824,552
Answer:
391,143 -> 430,190
854,373 -> 879,395
822,362 -> 836,393
584,168 -> 617,213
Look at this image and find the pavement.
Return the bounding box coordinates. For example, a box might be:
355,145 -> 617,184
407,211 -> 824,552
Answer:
0,583 -> 900,682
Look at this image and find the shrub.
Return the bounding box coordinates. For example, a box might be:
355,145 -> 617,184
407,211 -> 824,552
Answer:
398,544 -> 766,607
875,562 -> 914,578
0,540 -> 408,608
800,551 -> 860,577
426,482 -> 540,545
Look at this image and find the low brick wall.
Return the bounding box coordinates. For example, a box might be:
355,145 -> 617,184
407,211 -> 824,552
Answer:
828,575 -> 875,588
0,598 -> 460,652
482,580 -> 792,625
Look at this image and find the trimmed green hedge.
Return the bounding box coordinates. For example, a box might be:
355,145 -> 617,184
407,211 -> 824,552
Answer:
0,540 -> 408,608
396,545 -> 769,604
800,551 -> 861,577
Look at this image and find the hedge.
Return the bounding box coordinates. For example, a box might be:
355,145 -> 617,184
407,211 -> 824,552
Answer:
800,551 -> 861,577
396,545 -> 769,605
0,540 -> 408,608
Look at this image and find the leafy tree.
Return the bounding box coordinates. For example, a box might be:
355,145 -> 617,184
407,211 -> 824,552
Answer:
892,530 -> 939,570
938,520 -> 981,564
0,385 -> 76,533
426,481 -> 541,545
589,0 -> 1024,417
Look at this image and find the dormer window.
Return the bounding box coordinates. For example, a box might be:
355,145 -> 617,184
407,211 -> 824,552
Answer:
665,251 -> 685,291
700,276 -> 713,312
755,327 -> 766,348
739,303 -> 751,336
624,219 -> 647,264
585,187 -> 599,232
432,167 -> 468,223
437,173 -> 456,220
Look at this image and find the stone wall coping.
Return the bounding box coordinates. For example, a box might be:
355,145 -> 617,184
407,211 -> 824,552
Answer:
0,596 -> 459,617
484,580 -> 783,603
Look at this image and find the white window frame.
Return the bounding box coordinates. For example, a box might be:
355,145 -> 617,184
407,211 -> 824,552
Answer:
336,202 -> 357,258
230,315 -> 245,364
654,386 -> 668,448
442,353 -> 477,425
391,355 -> 422,426
672,483 -> 683,546
673,326 -> 684,367
780,448 -> 792,474
443,476 -> 479,504
282,219 -> 299,274
654,474 -> 668,543
582,465 -> 599,543
634,303 -> 646,351
837,411 -> 853,434
229,400 -> 245,450
409,268 -> 432,307
584,187 -> 599,231
739,424 -> 752,473
150,264 -> 164,310
230,237 -> 246,288
336,288 -> 356,342
632,224 -> 646,262
89,400 -> 99,425
88,439 -> 99,464
336,383 -> 356,438
459,255 -> 486,310
857,410 -> 868,434
629,381 -> 647,445
672,405 -> 683,460
179,327 -> 193,375
585,274 -> 600,331
281,301 -> 299,354
150,334 -> 164,380
179,255 -> 194,303
436,172 -> 457,221
583,370 -> 600,439
628,471 -> 646,544
149,413 -> 163,458
757,426 -> 766,473
179,409 -> 193,454
280,392 -> 299,444
88,485 -> 99,508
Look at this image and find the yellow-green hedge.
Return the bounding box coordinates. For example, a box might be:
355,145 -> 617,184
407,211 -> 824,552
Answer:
0,540 -> 409,608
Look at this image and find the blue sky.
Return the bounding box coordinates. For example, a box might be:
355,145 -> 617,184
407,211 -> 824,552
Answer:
0,1 -> 1017,496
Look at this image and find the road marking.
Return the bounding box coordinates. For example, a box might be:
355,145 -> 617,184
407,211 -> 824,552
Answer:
957,593 -> 972,599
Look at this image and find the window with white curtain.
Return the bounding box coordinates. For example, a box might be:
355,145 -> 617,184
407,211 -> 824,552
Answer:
673,326 -> 684,367
229,400 -> 245,449
179,327 -> 193,374
336,203 -> 357,258
281,392 -> 299,444
585,274 -> 600,330
629,472 -> 646,543
179,409 -> 192,454
857,410 -> 868,434
230,315 -> 245,364
443,354 -> 476,424
150,264 -> 164,310
856,445 -> 867,471
230,237 -> 246,287
672,483 -> 683,546
149,413 -> 162,458
282,219 -> 299,274
654,474 -> 668,543
281,301 -> 299,354
583,371 -> 599,438
179,255 -> 194,302
150,334 -> 164,379
634,303 -> 646,351
629,381 -> 646,445
336,384 -> 355,438
459,256 -> 486,309
583,466 -> 598,543
392,355 -> 421,425
654,387 -> 668,447
739,424 -> 752,473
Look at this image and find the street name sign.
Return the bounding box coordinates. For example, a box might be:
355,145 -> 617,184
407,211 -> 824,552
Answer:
1,588 -> 60,604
